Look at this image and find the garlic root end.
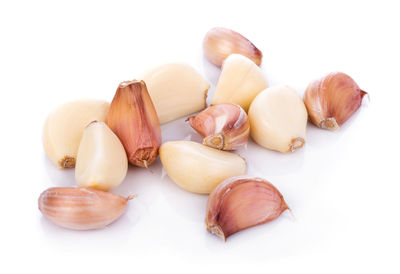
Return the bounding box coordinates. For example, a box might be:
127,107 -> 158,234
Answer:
126,194 -> 137,201
289,137 -> 305,152
320,118 -> 339,131
59,156 -> 75,169
203,134 -> 224,150
208,225 -> 226,242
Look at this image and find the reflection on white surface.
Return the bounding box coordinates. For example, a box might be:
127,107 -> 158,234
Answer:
36,93 -> 372,261
242,139 -> 305,176
42,155 -> 76,187
202,56 -> 221,87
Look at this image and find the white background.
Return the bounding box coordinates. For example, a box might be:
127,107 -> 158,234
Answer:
1,0 -> 399,273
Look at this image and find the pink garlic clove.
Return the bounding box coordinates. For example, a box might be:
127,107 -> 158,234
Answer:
206,176 -> 289,241
187,103 -> 250,150
304,72 -> 368,131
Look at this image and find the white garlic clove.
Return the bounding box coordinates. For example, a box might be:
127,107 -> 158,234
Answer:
211,54 -> 268,112
159,141 -> 246,194
203,27 -> 263,67
38,187 -> 134,230
75,121 -> 128,191
141,63 -> 210,124
187,103 -> 250,150
43,100 -> 109,169
248,85 -> 308,153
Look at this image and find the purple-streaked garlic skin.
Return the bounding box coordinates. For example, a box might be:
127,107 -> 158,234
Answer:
206,176 -> 288,241
107,80 -> 161,167
38,187 -> 134,230
187,103 -> 250,150
304,72 -> 367,131
203,27 -> 263,67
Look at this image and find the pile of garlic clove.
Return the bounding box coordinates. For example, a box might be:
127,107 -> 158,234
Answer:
39,27 -> 368,241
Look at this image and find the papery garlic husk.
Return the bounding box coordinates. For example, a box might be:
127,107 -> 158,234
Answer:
75,121 -> 128,191
206,175 -> 288,241
43,100 -> 109,169
203,27 -> 263,67
159,141 -> 246,194
107,80 -> 161,167
211,54 -> 268,111
38,187 -> 134,230
141,63 -> 210,124
248,85 -> 308,153
304,72 -> 367,131
187,103 -> 250,150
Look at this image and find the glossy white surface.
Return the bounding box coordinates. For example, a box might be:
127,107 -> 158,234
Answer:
0,0 -> 399,273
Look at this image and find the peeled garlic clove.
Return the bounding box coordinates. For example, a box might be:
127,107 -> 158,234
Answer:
206,176 -> 288,241
107,80 -> 161,167
187,103 -> 249,150
141,63 -> 210,124
43,100 -> 109,169
75,121 -> 128,191
304,72 -> 367,131
38,187 -> 134,230
248,85 -> 308,153
159,141 -> 246,194
203,27 -> 263,67
211,54 -> 268,111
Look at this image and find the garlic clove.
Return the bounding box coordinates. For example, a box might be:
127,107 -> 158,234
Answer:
304,72 -> 367,131
75,121 -> 128,191
43,100 -> 109,169
248,85 -> 308,153
206,176 -> 288,241
38,187 -> 134,230
107,80 -> 161,167
211,54 -> 268,112
159,141 -> 246,194
187,103 -> 250,150
141,63 -> 210,124
203,27 -> 263,67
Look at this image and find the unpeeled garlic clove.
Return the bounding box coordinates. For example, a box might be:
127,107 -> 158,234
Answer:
248,85 -> 308,153
187,103 -> 250,150
203,27 -> 263,67
141,63 -> 210,124
211,54 -> 268,111
43,100 -> 109,169
75,121 -> 128,191
159,141 -> 246,194
206,176 -> 288,241
107,80 -> 161,167
38,187 -> 134,230
304,72 -> 367,131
